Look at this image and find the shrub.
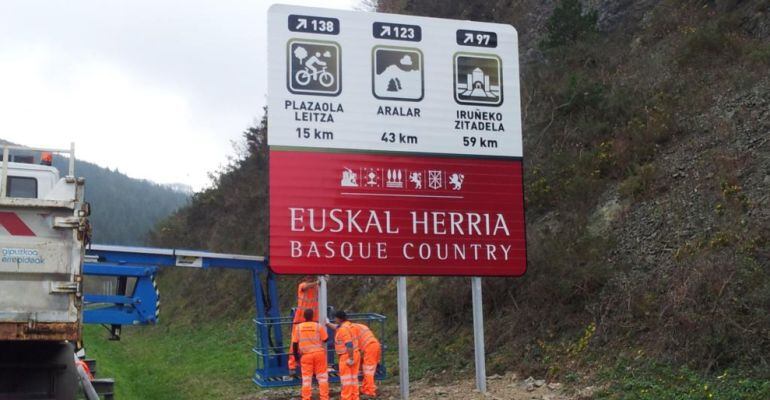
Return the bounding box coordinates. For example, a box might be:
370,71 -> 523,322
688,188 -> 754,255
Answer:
677,24 -> 740,66
542,0 -> 598,48
559,73 -> 607,115
618,164 -> 657,199
746,43 -> 770,65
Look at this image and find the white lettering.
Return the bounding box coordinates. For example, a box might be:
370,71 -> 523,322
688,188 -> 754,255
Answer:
340,242 -> 354,261
308,209 -> 325,232
377,242 -> 387,259
324,241 -> 336,258
290,208 -> 305,231
500,244 -> 511,260
493,214 -> 510,236
384,211 -> 399,234
485,244 -> 497,260
403,243 -> 415,260
329,209 -> 344,233
432,212 -> 446,235
418,243 -> 431,259
291,241 -> 302,257
307,242 -> 320,258
468,214 -> 482,235
411,211 -> 428,234
365,212 -> 383,234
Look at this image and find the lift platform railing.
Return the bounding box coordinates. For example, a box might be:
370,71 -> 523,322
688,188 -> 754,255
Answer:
253,311 -> 388,388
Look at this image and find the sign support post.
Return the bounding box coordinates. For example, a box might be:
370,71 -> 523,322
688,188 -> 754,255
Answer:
319,275 -> 328,324
397,276 -> 409,400
472,277 -> 487,393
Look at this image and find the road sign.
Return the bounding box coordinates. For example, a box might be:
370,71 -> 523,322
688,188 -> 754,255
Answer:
268,4 -> 521,158
267,4 -> 526,277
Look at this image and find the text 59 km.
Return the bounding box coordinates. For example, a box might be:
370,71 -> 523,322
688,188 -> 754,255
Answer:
463,136 -> 498,148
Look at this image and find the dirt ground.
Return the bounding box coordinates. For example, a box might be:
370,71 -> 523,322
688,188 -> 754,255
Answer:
243,372 -> 574,400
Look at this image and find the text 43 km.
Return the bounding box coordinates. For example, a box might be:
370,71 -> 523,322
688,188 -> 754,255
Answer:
381,132 -> 418,145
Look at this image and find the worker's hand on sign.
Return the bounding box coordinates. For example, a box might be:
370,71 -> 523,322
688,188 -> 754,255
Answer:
346,358 -> 354,366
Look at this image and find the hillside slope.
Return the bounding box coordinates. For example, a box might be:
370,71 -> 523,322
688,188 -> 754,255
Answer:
144,0 -> 769,397
1,139 -> 189,245
52,155 -> 189,245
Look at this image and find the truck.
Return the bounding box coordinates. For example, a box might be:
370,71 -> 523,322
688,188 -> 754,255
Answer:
0,144 -> 90,399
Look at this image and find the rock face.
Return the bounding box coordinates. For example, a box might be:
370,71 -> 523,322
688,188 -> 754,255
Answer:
610,78 -> 770,274
582,0 -> 661,32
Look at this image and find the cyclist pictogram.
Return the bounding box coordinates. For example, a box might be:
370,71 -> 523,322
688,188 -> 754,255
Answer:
287,39 -> 341,96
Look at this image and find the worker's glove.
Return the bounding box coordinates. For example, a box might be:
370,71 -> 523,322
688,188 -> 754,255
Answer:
346,359 -> 354,366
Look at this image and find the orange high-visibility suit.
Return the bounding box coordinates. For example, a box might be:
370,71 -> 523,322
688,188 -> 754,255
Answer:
295,281 -> 319,322
292,321 -> 330,400
352,323 -> 381,396
290,281 -> 319,371
335,321 -> 361,400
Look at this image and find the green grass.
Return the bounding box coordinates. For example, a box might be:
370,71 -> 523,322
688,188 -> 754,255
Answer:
83,320 -> 257,399
595,358 -> 770,400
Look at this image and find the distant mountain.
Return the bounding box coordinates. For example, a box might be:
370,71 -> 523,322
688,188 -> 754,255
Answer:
48,156 -> 190,245
163,183 -> 195,195
0,139 -> 190,245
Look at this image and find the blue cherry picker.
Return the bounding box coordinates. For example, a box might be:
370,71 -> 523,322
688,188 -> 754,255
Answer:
82,244 -> 387,388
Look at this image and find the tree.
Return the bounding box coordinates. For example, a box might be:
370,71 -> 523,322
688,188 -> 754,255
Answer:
386,78 -> 401,92
293,46 -> 308,63
542,0 -> 598,48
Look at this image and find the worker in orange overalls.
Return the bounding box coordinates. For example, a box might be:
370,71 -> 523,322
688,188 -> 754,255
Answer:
351,322 -> 381,397
330,311 -> 360,400
290,276 -> 320,373
292,308 -> 330,400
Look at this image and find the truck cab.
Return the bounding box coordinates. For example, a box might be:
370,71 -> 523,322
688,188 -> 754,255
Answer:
5,160 -> 60,199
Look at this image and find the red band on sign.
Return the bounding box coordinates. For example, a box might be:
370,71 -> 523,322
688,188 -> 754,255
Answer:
0,212 -> 36,236
269,150 -> 527,276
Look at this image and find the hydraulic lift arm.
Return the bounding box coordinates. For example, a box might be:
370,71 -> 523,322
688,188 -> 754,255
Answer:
82,244 -> 280,341
81,244 -> 387,388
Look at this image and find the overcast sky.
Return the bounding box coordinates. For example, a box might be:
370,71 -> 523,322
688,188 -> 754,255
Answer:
0,0 -> 362,190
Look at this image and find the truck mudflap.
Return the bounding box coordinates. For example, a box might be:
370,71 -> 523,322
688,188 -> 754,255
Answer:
0,321 -> 80,341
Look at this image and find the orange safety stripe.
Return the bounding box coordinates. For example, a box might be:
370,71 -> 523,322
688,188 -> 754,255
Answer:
297,284 -> 319,310
339,374 -> 357,386
296,322 -> 325,354
353,323 -> 378,349
334,322 -> 359,355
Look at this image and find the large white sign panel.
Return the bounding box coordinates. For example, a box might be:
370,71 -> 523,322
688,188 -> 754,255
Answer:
267,4 -> 522,158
